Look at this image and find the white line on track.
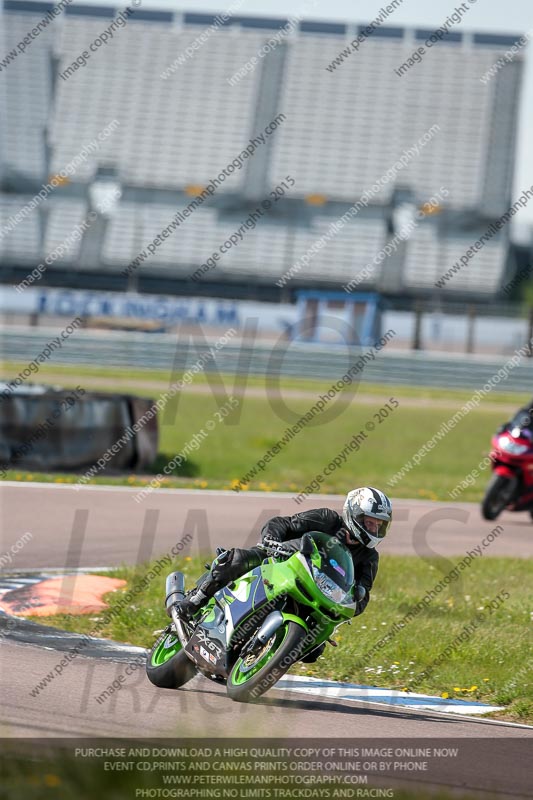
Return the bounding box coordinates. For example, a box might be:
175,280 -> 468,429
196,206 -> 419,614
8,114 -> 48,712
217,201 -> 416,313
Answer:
58,637 -> 532,730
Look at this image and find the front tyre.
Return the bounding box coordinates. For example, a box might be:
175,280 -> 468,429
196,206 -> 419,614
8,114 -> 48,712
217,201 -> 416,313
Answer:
227,621 -> 306,703
146,629 -> 197,689
481,473 -> 516,520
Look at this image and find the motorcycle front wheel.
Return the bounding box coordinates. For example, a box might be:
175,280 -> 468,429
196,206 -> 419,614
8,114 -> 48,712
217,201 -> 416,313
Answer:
481,473 -> 517,520
227,621 -> 306,703
146,628 -> 197,689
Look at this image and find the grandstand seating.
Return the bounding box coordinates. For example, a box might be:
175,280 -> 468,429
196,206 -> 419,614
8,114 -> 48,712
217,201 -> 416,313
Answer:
2,13 -> 52,182
102,203 -> 386,282
3,7 -> 523,208
0,195 -> 88,265
51,19 -> 265,190
0,195 -> 42,263
402,223 -> 508,294
0,4 -> 525,297
43,198 -> 87,263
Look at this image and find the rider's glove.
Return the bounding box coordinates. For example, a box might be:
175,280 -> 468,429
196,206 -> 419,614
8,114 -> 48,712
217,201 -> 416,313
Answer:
353,585 -> 366,603
210,549 -> 232,572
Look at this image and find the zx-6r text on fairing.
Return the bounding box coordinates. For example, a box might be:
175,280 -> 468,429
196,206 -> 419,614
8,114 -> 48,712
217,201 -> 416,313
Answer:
146,532 -> 363,702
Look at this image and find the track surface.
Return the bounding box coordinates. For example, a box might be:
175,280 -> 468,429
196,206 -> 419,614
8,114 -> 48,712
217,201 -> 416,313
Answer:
1,483 -> 532,798
1,483 -> 532,569
1,637 -> 532,796
3,635 -> 529,740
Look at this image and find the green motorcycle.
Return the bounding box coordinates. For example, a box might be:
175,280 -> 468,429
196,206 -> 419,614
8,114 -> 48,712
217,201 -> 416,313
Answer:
146,532 -> 362,703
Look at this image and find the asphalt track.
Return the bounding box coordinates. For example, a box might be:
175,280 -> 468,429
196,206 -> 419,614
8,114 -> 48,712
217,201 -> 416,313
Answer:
2,482 -> 532,569
1,483 -> 532,798
1,635 -> 532,797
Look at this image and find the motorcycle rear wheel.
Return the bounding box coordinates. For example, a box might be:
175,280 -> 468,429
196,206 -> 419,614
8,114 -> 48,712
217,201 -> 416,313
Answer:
227,621 -> 306,703
146,628 -> 197,689
481,474 -> 516,521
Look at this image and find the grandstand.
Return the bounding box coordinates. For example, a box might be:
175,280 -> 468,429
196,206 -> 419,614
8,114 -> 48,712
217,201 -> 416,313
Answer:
0,2 -> 527,301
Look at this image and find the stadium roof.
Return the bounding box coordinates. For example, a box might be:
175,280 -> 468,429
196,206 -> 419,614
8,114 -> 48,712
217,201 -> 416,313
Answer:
4,1 -> 524,46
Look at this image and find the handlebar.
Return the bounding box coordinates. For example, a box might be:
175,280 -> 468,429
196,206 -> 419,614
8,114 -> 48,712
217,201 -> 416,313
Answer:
261,536 -> 294,559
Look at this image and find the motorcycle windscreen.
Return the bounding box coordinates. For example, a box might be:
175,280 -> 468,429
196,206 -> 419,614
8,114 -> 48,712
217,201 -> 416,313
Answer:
509,410 -> 533,435
307,531 -> 355,597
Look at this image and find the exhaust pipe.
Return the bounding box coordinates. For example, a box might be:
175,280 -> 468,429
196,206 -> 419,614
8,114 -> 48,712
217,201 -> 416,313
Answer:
165,571 -> 185,617
165,571 -> 192,656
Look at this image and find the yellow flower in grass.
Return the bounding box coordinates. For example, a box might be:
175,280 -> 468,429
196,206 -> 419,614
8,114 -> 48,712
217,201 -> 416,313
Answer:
483,678 -> 490,682
468,685 -> 478,692
441,692 -> 449,699
418,488 -> 438,501
453,687 -> 461,692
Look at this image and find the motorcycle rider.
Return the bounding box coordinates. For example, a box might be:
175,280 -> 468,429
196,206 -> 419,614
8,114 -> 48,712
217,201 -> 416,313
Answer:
176,487 -> 392,658
501,400 -> 533,436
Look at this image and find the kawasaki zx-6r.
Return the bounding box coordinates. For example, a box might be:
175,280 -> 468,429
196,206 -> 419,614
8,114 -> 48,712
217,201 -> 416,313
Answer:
146,532 -> 363,702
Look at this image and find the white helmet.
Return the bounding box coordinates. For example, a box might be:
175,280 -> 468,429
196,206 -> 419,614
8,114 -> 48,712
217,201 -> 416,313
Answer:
342,487 -> 392,549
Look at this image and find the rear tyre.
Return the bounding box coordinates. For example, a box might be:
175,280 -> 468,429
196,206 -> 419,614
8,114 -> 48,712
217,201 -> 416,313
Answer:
481,474 -> 516,521
227,621 -> 306,703
146,628 -> 196,689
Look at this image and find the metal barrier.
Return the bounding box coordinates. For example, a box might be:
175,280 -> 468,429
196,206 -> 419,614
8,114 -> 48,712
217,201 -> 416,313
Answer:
2,327 -> 532,392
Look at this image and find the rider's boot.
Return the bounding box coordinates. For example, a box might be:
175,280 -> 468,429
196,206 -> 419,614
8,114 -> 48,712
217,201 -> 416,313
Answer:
176,587 -> 209,620
300,642 -> 326,663
176,546 -> 264,621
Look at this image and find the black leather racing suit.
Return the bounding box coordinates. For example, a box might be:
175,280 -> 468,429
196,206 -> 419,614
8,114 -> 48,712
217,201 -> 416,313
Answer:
510,402 -> 533,429
260,508 -> 379,616
196,508 -> 378,617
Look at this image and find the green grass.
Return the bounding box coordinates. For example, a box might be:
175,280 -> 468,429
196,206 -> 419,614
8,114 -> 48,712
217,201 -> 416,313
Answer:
0,359 -> 524,500
2,358 -> 530,405
32,554 -> 533,725
3,400 -> 513,501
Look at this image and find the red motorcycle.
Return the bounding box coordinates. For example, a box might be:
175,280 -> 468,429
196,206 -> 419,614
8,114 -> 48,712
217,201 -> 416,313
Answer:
482,413 -> 533,520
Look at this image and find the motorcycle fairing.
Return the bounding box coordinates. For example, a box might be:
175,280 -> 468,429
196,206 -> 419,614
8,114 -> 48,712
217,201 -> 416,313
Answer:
184,568 -> 272,678
218,567 -> 271,641
184,604 -> 229,677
